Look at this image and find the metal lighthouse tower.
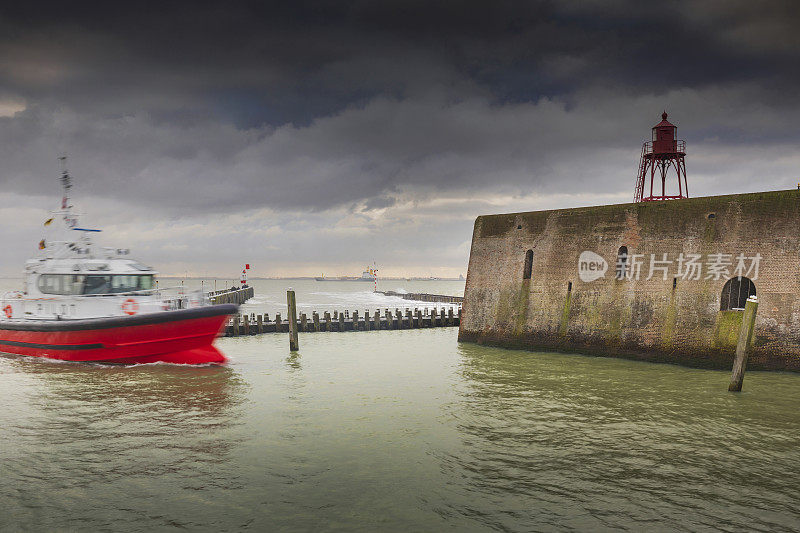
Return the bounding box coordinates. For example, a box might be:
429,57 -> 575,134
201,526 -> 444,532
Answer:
633,112 -> 689,202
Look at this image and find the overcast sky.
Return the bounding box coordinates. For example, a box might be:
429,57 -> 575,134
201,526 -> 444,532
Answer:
1,0 -> 799,277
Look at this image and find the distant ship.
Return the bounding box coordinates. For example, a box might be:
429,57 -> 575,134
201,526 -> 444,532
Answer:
315,266 -> 377,282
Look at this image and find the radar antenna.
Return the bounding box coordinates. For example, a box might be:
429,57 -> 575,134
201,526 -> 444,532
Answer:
58,155 -> 72,210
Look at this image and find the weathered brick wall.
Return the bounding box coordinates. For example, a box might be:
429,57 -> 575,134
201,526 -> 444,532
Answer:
459,190 -> 800,371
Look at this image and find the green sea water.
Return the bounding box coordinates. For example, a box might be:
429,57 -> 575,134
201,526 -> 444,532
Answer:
2,326 -> 800,532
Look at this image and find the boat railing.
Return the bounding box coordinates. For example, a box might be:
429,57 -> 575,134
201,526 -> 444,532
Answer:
2,291 -> 24,300
76,285 -> 209,309
1,286 -> 210,309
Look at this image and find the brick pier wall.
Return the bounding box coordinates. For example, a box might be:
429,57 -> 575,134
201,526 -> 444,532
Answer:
458,189 -> 800,371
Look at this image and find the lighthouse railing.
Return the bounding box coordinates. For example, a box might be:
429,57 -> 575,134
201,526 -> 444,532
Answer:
642,140 -> 686,156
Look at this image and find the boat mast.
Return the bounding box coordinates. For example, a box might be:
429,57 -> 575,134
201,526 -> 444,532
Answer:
59,155 -> 72,213
52,155 -> 90,256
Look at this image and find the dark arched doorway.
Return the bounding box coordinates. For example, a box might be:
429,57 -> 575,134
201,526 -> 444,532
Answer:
720,277 -> 756,311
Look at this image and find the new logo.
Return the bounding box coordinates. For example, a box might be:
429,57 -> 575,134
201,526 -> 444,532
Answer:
578,251 -> 608,282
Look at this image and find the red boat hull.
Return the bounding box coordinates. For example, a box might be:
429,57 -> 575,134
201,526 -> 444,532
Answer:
0,304 -> 237,365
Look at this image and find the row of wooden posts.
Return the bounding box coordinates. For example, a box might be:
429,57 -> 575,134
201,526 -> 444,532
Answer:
375,291 -> 464,304
209,286 -> 255,305
225,305 -> 461,337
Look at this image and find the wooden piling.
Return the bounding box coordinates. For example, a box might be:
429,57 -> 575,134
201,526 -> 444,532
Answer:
233,315 -> 240,336
353,310 -> 359,331
364,310 -> 370,331
324,311 -> 331,332
257,313 -> 263,334
313,312 -> 320,332
243,315 -> 250,335
729,296 -> 758,392
275,313 -> 282,333
287,290 -> 299,351
338,311 -> 345,332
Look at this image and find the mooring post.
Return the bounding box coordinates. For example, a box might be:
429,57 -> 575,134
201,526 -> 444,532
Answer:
313,312 -> 320,332
729,296 -> 758,392
233,315 -> 240,336
374,310 -> 380,330
287,289 -> 299,351
300,312 -> 307,332
338,311 -> 345,332
364,309 -> 371,331
353,310 -> 359,331
324,311 -> 331,332
257,313 -> 263,334
275,312 -> 282,333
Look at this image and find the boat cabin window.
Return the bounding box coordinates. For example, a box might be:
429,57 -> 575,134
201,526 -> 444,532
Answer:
37,274 -> 86,295
38,274 -> 155,295
84,274 -> 155,294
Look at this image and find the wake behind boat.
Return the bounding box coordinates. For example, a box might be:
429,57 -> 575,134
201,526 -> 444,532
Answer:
0,158 -> 236,365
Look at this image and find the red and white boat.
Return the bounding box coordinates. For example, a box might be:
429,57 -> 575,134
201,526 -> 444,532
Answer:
0,159 -> 237,365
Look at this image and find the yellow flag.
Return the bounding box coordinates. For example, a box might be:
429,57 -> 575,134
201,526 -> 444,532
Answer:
44,218 -> 53,226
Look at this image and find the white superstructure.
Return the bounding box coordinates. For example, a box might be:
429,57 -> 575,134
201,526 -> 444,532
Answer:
1,158 -> 205,321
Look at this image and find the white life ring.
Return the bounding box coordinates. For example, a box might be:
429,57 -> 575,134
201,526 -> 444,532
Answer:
122,298 -> 139,316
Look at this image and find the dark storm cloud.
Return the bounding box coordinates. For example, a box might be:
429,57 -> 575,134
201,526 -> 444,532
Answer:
0,0 -> 799,245
3,1 -> 799,120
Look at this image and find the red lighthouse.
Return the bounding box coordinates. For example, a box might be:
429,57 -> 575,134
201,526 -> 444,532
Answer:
633,112 -> 688,202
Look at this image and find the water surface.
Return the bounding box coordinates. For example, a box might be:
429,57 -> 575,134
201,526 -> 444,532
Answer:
2,327 -> 799,531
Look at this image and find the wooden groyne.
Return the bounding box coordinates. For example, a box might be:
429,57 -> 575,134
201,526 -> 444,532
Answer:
223,306 -> 461,336
376,291 -> 464,304
209,286 -> 254,305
